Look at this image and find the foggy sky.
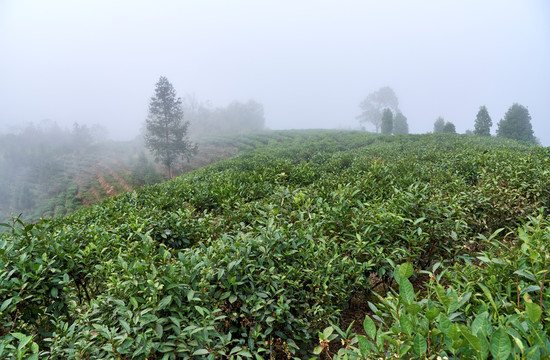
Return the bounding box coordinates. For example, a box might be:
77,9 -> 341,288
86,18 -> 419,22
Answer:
1,1 -> 549,144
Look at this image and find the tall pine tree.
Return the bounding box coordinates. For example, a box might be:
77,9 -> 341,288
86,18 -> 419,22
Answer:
474,105 -> 492,136
145,76 -> 197,178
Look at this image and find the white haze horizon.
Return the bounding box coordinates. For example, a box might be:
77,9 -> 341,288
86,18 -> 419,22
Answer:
1,1 -> 549,144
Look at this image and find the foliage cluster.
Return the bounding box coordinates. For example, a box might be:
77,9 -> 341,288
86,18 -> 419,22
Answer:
497,104 -> 536,144
1,130 -> 549,358
433,117 -> 456,134
323,214 -> 550,359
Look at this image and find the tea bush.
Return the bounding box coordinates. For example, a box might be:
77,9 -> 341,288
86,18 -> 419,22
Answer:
1,131 -> 549,358
323,214 -> 550,359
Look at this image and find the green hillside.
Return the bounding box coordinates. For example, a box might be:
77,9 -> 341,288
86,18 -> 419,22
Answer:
1,130 -> 550,359
0,130 -> 275,224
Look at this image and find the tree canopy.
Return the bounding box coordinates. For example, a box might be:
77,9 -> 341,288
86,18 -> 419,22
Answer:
392,112 -> 409,135
442,121 -> 456,133
145,76 -> 197,178
496,103 -> 536,143
473,105 -> 492,136
380,108 -> 393,134
357,87 -> 399,133
433,117 -> 445,133
183,96 -> 265,138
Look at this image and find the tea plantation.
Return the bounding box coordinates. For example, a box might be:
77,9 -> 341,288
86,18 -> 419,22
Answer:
1,130 -> 549,359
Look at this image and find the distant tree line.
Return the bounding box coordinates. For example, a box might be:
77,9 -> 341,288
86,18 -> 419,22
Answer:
357,87 -> 537,144
433,117 -> 456,134
468,103 -> 536,143
183,95 -> 266,138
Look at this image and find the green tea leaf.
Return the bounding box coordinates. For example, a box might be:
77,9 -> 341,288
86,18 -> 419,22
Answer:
398,262 -> 414,280
357,335 -> 372,355
514,270 -> 537,282
322,326 -> 334,340
490,327 -> 511,360
400,315 -> 414,336
119,319 -> 131,333
363,316 -> 377,340
237,350 -> 253,357
448,324 -> 461,341
399,278 -> 415,305
399,344 -> 412,357
435,285 -> 450,309
405,303 -> 422,316
17,334 -> 33,351
130,297 -> 138,308
471,312 -> 489,337
438,314 -> 452,336
11,333 -> 26,341
462,327 -> 482,352
193,349 -> 210,355
155,322 -> 163,338
457,292 -> 472,309
426,307 -> 440,321
413,334 -> 427,356
0,298 -> 12,312
525,301 -> 542,323
158,295 -> 172,310
478,283 -> 498,314
521,285 -> 541,294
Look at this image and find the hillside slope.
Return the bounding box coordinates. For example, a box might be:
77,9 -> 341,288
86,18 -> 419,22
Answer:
1,131 -> 287,224
1,131 -> 550,359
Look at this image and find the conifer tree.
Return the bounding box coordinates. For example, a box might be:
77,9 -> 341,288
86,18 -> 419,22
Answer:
496,103 -> 535,143
381,108 -> 393,134
392,112 -> 409,134
433,117 -> 445,133
145,76 -> 197,178
474,105 -> 492,136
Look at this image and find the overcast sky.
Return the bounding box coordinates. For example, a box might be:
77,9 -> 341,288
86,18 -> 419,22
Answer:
1,0 -> 549,144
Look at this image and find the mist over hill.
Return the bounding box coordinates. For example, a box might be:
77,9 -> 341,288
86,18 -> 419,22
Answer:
0,120 -> 265,224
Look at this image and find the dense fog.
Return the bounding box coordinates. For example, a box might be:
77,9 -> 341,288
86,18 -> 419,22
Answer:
0,1 -> 548,144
